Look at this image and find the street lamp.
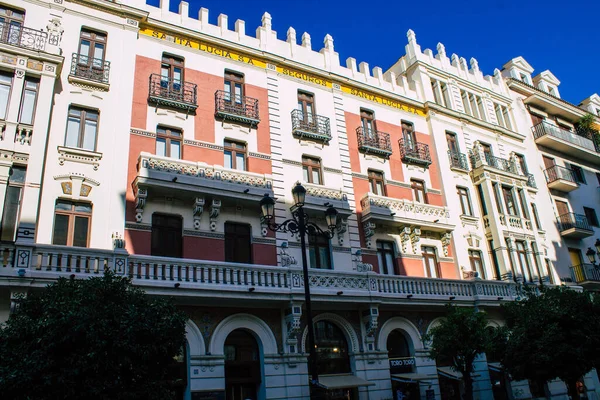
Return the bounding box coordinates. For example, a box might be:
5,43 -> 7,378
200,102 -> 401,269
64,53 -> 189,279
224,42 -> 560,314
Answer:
595,238 -> 600,256
259,182 -> 338,393
586,247 -> 596,265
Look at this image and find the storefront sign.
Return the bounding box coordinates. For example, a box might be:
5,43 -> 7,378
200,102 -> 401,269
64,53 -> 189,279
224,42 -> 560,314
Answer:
140,27 -> 424,116
389,357 -> 416,373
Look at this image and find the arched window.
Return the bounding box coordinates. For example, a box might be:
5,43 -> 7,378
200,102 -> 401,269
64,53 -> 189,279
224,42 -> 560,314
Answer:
314,321 -> 350,375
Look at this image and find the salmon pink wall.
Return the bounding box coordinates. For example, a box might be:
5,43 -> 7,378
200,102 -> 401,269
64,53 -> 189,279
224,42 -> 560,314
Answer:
398,257 -> 425,277
363,254 -> 379,273
131,55 -> 159,129
253,243 -> 277,266
125,229 -> 151,255
439,262 -> 458,279
183,236 -> 225,261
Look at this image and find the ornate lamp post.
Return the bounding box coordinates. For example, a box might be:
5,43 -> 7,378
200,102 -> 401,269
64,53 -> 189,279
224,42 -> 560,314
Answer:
260,182 -> 338,393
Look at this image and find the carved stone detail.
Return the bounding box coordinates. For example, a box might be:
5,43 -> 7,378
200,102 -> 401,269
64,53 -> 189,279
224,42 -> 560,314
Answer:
336,217 -> 348,246
441,233 -> 452,257
209,199 -> 221,231
193,198 -> 205,230
284,303 -> 303,352
134,188 -> 147,223
410,227 -> 421,253
363,222 -> 375,248
399,226 -> 411,253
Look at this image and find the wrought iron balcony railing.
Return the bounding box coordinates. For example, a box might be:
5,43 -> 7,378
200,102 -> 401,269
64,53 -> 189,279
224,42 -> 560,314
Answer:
570,264 -> 600,283
532,121 -> 597,153
557,213 -> 592,233
448,150 -> 469,171
291,109 -> 331,143
357,127 -> 392,158
214,90 -> 260,125
470,153 -> 520,175
544,165 -> 577,184
398,138 -> 431,166
148,73 -> 198,112
69,53 -> 110,85
0,21 -> 47,51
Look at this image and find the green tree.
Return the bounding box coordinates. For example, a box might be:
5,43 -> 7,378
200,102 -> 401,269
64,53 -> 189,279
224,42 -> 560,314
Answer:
502,286 -> 600,399
0,272 -> 188,400
425,305 -> 492,400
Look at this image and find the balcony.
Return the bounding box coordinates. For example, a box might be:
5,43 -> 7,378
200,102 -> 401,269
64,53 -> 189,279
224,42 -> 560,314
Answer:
291,109 -> 331,144
557,213 -> 594,238
544,165 -> 579,192
148,73 -> 198,113
68,53 -> 111,90
448,151 -> 470,172
301,182 -> 352,216
360,192 -> 454,233
570,264 -> 600,288
0,243 -> 518,304
357,127 -> 392,158
532,121 -> 600,164
0,21 -> 47,51
214,90 -> 260,126
134,152 -> 273,205
398,138 -> 431,167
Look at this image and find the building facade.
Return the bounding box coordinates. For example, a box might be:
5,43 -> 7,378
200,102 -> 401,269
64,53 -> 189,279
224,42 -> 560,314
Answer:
2,1 -> 600,400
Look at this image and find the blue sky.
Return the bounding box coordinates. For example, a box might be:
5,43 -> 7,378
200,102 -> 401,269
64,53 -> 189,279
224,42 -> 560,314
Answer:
147,0 -> 600,105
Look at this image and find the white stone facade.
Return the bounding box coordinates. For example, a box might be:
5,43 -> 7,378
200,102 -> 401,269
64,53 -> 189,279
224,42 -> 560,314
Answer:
0,1 -> 599,400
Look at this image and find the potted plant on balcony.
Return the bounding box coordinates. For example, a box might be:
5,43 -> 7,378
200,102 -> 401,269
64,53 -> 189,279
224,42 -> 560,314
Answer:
576,113 -> 600,146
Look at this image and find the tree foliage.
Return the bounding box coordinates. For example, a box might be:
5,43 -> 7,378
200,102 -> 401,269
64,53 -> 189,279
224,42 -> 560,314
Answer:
576,113 -> 598,138
502,286 -> 600,398
0,272 -> 188,400
425,305 -> 493,400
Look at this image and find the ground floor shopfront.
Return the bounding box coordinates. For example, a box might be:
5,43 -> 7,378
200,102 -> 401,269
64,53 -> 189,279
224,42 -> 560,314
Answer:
169,304 -> 600,400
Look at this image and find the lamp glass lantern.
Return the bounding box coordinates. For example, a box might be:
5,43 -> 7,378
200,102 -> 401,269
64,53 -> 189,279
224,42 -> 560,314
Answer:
325,206 -> 338,231
586,247 -> 596,264
260,194 -> 275,221
292,183 -> 307,207
595,239 -> 600,256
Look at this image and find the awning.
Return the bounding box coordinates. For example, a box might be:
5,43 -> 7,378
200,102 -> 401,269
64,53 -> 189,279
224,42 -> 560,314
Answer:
437,367 -> 480,381
488,362 -> 503,373
318,374 -> 375,389
391,373 -> 436,383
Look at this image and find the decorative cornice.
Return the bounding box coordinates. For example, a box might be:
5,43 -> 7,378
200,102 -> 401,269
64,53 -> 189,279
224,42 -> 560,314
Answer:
352,172 -> 369,180
332,246 -> 351,253
183,230 -> 225,239
130,128 -> 156,138
249,152 -> 271,160
282,158 -> 302,166
324,167 -> 343,174
253,237 -> 276,245
125,222 -> 152,231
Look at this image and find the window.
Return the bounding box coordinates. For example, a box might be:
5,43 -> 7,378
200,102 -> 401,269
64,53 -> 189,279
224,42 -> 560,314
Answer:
224,70 -> 244,104
151,213 -> 182,258
79,29 -> 107,67
361,109 -> 376,135
368,170 -> 385,196
0,72 -> 12,120
502,186 -> 518,216
161,54 -> 184,90
469,250 -> 486,279
516,241 -> 533,282
65,106 -> 98,151
0,166 -> 25,242
489,240 -> 501,280
492,183 -> 503,214
494,103 -> 512,130
401,120 -> 416,149
446,131 -> 459,154
422,246 -> 440,278
519,73 -> 529,84
411,179 -> 426,203
302,156 -> 322,184
224,140 -> 246,171
584,207 -> 599,227
431,79 -> 451,108
531,242 -> 543,282
570,164 -> 586,184
477,184 -> 487,216
0,6 -> 25,45
224,222 -> 252,263
547,86 -> 555,96
596,108 -> 600,117
514,153 -> 528,174
377,241 -> 396,275
531,203 -> 542,230
297,91 -> 315,123
518,190 -> 529,219
156,126 -> 181,159
457,186 -> 473,216
18,77 -> 38,124
52,200 -> 92,247
309,234 -> 331,269
480,142 -> 492,163
460,90 -> 485,120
